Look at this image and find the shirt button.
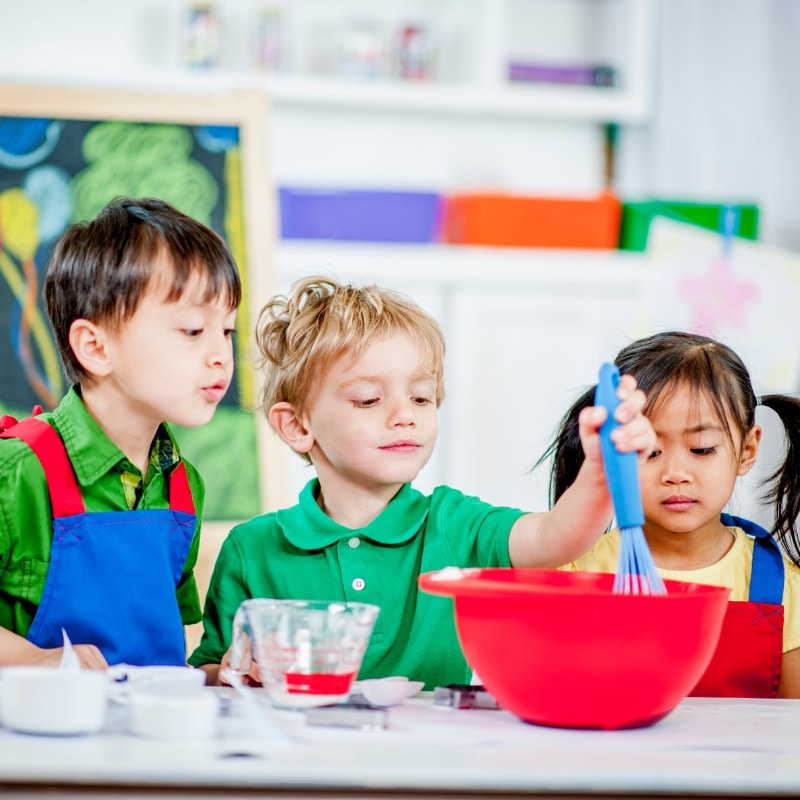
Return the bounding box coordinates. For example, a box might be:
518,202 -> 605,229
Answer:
352,578 -> 366,591
348,537 -> 360,549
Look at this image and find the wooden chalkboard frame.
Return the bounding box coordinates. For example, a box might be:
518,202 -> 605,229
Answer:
0,83 -> 286,515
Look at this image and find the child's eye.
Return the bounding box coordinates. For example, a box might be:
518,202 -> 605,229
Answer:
647,450 -> 661,460
224,328 -> 236,339
691,447 -> 717,456
183,329 -> 202,337
354,398 -> 379,408
413,396 -> 434,406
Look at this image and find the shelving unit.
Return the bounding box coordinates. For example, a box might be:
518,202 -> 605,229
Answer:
1,0 -> 653,124
0,0 -> 656,190
266,0 -> 654,123
267,74 -> 649,122
257,0 -> 655,189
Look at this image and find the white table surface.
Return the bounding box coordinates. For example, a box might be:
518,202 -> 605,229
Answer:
2,691 -> 800,798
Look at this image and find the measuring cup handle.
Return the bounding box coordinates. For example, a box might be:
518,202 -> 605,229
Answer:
229,602 -> 253,677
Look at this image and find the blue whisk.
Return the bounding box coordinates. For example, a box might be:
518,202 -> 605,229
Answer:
595,363 -> 667,595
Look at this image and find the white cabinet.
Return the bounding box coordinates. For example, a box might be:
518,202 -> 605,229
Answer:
445,281 -> 639,511
276,242 -> 647,511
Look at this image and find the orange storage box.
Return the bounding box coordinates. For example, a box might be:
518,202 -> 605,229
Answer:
443,191 -> 621,249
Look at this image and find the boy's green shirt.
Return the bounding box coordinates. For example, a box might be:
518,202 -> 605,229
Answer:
190,480 -> 524,689
0,386 -> 203,636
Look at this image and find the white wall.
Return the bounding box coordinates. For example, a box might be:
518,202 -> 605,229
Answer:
616,0 -> 800,251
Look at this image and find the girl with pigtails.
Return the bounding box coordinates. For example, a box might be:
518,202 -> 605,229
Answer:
546,331 -> 800,698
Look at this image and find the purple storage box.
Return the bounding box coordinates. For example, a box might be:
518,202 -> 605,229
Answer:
279,187 -> 444,243
507,62 -> 618,87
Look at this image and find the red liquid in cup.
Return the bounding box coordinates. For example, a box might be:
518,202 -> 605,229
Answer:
285,672 -> 355,695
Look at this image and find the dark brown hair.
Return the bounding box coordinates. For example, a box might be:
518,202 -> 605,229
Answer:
44,196 -> 241,383
542,331 -> 800,564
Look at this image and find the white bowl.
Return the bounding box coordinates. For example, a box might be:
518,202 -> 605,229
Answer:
0,667 -> 109,736
110,664 -> 207,687
127,684 -> 219,740
357,677 -> 425,707
108,665 -> 206,703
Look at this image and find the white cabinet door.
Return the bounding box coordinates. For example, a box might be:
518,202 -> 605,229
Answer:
277,243 -> 647,512
441,283 -> 639,512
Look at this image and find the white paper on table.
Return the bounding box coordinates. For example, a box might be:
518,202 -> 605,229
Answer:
59,628 -> 80,671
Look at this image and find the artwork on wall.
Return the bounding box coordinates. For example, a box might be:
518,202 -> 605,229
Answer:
635,217 -> 800,395
0,84 -> 281,519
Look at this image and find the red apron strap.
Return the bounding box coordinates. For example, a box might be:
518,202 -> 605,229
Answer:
169,461 -> 195,515
0,414 -> 20,433
0,418 -> 85,517
2,417 -> 194,516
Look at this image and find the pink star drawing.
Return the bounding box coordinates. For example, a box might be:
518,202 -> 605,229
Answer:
676,256 -> 759,334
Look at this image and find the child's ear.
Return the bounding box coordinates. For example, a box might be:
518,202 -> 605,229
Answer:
269,402 -> 313,454
737,424 -> 762,476
69,319 -> 112,377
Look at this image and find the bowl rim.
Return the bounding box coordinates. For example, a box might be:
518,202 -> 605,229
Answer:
418,567 -> 731,601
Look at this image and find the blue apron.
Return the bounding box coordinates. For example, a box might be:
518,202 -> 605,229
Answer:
690,513 -> 784,697
1,417 -> 195,666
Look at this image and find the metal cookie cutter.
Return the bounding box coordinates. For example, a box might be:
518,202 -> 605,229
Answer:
433,684 -> 500,710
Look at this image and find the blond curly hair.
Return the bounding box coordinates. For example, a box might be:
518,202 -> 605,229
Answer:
256,276 -> 445,462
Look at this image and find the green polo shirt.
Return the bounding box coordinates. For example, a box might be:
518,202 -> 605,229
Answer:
189,480 -> 523,689
0,386 -> 203,637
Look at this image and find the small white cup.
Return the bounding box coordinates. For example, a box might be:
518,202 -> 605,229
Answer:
115,665 -> 207,688
107,665 -> 207,704
0,667 -> 108,736
127,684 -> 219,740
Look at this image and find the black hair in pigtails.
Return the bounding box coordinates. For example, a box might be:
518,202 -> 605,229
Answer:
759,394 -> 800,566
537,387 -> 594,507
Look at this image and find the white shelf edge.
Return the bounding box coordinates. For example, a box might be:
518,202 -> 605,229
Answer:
268,76 -> 651,123
276,241 -> 649,290
0,71 -> 648,124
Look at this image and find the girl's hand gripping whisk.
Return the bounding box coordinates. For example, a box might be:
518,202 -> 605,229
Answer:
595,363 -> 666,596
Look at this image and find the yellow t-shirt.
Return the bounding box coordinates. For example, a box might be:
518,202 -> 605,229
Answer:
564,526 -> 800,653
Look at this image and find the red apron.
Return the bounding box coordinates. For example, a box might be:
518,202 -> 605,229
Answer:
690,514 -> 784,698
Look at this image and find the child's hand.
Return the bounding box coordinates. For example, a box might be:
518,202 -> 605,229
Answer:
577,374 -> 654,466
0,629 -> 106,669
218,644 -> 262,687
31,643 -> 107,670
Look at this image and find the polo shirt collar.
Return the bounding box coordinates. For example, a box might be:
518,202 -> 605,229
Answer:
279,479 -> 429,550
50,386 -> 179,487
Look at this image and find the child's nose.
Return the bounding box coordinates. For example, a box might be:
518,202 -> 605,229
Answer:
661,454 -> 691,485
208,333 -> 233,367
389,398 -> 416,426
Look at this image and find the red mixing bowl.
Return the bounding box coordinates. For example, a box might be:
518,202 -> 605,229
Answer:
419,568 -> 730,730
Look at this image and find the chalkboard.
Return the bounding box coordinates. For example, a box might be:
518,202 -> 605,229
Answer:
0,84 -> 282,519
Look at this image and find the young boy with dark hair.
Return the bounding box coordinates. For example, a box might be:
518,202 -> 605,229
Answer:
0,196 -> 241,669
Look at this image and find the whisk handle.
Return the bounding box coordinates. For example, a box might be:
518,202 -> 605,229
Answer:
594,363 -> 645,529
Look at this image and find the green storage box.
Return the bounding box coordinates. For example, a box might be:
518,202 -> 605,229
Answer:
619,200 -> 759,251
